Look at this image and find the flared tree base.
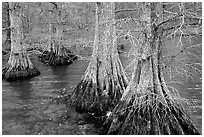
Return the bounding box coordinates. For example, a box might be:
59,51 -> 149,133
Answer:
71,78 -> 123,116
39,47 -> 77,66
2,52 -> 41,81
3,64 -> 40,81
103,95 -> 200,135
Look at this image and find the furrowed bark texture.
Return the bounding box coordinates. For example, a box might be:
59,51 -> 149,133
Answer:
104,2 -> 200,135
39,4 -> 77,66
2,2 -> 40,81
70,2 -> 128,115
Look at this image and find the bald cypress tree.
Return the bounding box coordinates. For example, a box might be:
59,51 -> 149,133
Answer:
104,2 -> 201,135
39,2 -> 77,66
2,2 -> 40,81
70,2 -> 128,115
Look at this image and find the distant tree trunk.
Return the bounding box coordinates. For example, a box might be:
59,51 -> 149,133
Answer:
39,3 -> 77,66
70,2 -> 129,115
104,2 -> 200,135
3,2 -> 11,48
2,2 -> 40,81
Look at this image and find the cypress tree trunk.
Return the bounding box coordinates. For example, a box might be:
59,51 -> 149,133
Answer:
70,2 -> 129,115
2,2 -> 40,81
104,2 -> 200,135
3,2 -> 11,48
39,4 -> 77,66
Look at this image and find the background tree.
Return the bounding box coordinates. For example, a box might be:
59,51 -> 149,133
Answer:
104,2 -> 201,135
38,2 -> 77,66
2,2 -> 40,81
2,2 -> 11,54
2,2 -> 96,60
70,2 -> 129,115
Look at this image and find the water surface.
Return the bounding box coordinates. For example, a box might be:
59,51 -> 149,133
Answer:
2,53 -> 202,134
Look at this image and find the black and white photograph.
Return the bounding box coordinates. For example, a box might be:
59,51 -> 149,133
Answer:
2,1 -> 202,135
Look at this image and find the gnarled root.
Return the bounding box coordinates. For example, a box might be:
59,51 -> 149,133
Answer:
103,94 -> 200,135
70,55 -> 128,116
2,52 -> 40,81
70,77 -> 123,116
71,79 -> 104,115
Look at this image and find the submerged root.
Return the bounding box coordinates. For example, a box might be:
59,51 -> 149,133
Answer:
39,47 -> 77,66
103,93 -> 200,135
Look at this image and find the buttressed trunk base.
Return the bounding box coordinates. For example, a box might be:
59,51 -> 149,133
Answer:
2,2 -> 40,81
3,52 -> 40,81
39,39 -> 77,66
104,57 -> 200,135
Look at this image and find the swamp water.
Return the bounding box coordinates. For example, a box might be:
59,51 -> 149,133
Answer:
2,53 -> 202,134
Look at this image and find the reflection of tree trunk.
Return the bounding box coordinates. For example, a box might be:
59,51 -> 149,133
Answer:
39,4 -> 77,66
71,2 -> 128,115
104,3 -> 200,135
2,2 -> 40,81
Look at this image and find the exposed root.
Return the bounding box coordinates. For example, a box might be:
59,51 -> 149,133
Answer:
70,48 -> 128,115
39,46 -> 77,66
103,93 -> 200,135
2,52 -> 40,81
70,76 -> 125,116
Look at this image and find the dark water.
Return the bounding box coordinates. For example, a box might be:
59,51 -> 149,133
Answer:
2,53 -> 202,134
2,54 -> 100,135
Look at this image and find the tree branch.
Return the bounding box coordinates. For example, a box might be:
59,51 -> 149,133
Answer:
164,22 -> 201,32
115,9 -> 137,14
50,2 -> 58,9
157,14 -> 202,28
37,9 -> 44,15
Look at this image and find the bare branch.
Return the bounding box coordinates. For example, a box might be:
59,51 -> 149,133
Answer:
50,2 -> 58,9
115,9 -> 137,14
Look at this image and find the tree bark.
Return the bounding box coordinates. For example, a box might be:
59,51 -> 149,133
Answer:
2,2 -> 40,81
70,2 -> 129,115
2,2 -> 11,48
104,2 -> 200,135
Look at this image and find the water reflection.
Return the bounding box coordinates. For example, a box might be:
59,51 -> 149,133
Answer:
51,66 -> 70,90
9,80 -> 33,103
